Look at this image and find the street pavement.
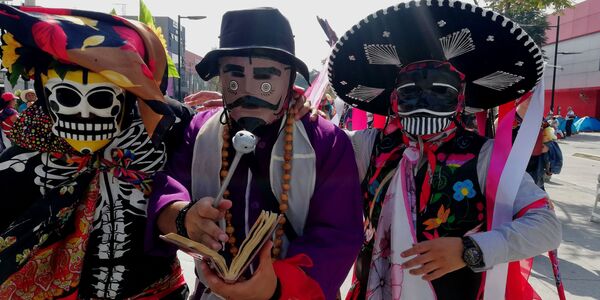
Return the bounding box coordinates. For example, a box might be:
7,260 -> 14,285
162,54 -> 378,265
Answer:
530,132 -> 600,300
178,132 -> 600,299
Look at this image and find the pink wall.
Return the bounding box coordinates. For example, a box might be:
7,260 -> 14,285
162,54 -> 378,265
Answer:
546,0 -> 600,43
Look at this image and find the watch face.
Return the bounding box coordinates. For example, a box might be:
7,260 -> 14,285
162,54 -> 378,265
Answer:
464,247 -> 482,266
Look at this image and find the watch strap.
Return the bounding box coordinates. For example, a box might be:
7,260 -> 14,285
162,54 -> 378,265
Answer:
462,236 -> 485,269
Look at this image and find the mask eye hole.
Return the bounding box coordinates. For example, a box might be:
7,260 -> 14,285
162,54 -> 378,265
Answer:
88,91 -> 116,109
398,86 -> 420,97
55,87 -> 81,107
229,80 -> 239,91
260,82 -> 272,93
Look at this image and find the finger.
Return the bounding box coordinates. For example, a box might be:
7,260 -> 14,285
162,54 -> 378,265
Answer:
198,232 -> 224,251
410,261 -> 440,276
291,94 -> 307,113
200,261 -> 230,294
216,199 -> 233,213
292,85 -> 305,96
422,268 -> 447,281
294,103 -> 311,121
202,99 -> 224,108
402,253 -> 434,269
255,241 -> 273,273
317,110 -> 328,120
184,91 -> 223,106
187,218 -> 226,248
194,199 -> 223,220
401,242 -> 431,258
309,107 -> 319,122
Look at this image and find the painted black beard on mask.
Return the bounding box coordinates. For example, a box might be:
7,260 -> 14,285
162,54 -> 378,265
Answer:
226,95 -> 281,110
234,117 -> 267,133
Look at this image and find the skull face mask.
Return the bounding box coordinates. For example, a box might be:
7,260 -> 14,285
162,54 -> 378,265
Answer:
219,56 -> 292,132
42,69 -> 126,154
395,61 -> 464,136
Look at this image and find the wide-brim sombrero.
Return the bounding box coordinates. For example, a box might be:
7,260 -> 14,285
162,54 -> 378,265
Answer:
328,0 -> 544,115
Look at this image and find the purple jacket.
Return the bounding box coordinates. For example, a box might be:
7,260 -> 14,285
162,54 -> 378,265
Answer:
147,109 -> 363,299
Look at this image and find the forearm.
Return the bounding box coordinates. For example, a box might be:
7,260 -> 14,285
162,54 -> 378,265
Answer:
145,173 -> 192,255
470,207 -> 561,271
156,200 -> 188,235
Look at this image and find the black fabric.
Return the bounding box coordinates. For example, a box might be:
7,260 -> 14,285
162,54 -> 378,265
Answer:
0,119 -> 181,298
354,129 -> 405,299
414,130 -> 487,299
0,150 -> 96,283
353,129 -> 489,299
329,0 -> 544,115
195,7 -> 309,83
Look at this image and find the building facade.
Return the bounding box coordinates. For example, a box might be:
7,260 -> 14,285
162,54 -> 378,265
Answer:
125,15 -> 202,100
543,0 -> 600,118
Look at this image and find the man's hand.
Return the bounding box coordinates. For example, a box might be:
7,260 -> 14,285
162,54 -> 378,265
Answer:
401,237 -> 466,281
200,241 -> 278,300
186,197 -> 232,250
290,86 -> 325,122
184,91 -> 223,112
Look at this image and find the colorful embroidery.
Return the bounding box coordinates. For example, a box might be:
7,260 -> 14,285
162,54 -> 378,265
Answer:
0,236 -> 16,252
423,205 -> 451,230
452,180 -> 476,201
0,174 -> 99,299
442,153 -> 475,169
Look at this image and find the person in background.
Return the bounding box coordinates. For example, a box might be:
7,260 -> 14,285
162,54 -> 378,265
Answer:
565,106 -> 576,137
548,115 -> 563,139
18,89 -> 37,112
542,120 -> 563,183
0,92 -> 18,151
318,93 -> 337,120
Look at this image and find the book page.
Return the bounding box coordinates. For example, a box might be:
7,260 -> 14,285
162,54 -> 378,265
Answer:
159,233 -> 228,277
228,211 -> 280,279
160,210 -> 281,283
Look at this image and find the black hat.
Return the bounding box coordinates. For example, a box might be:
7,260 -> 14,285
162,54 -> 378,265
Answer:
328,0 -> 544,115
196,7 -> 310,83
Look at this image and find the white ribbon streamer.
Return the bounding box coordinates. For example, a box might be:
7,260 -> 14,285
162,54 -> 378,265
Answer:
484,75 -> 545,299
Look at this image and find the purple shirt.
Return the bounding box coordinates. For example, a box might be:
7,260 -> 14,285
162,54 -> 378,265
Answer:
147,109 -> 363,299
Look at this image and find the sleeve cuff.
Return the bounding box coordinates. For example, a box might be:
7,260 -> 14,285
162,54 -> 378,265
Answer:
469,230 -> 508,272
273,254 -> 325,300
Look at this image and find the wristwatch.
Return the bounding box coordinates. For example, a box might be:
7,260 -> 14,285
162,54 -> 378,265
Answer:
462,236 -> 485,270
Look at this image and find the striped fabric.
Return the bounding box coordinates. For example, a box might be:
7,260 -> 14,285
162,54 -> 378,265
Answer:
400,116 -> 452,135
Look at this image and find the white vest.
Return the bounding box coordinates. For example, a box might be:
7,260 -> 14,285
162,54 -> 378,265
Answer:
191,110 -> 317,239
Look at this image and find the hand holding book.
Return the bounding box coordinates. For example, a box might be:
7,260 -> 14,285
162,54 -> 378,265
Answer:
199,240 -> 278,300
181,196 -> 232,251
160,210 -> 282,283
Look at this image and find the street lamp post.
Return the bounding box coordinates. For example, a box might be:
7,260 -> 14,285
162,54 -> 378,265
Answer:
177,15 -> 206,101
549,16 -> 560,113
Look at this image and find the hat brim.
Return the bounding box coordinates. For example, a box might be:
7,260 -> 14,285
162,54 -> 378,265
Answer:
328,0 -> 544,115
196,47 -> 310,84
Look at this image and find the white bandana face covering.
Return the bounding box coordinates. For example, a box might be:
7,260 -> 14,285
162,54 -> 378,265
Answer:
44,69 -> 125,154
219,56 -> 292,132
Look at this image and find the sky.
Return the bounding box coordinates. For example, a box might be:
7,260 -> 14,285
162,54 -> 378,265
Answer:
29,0 -> 410,70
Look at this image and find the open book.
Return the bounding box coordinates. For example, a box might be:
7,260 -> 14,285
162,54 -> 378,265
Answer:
160,210 -> 281,283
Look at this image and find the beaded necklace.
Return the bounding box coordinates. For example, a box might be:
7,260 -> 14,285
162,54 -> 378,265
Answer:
220,109 -> 294,259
